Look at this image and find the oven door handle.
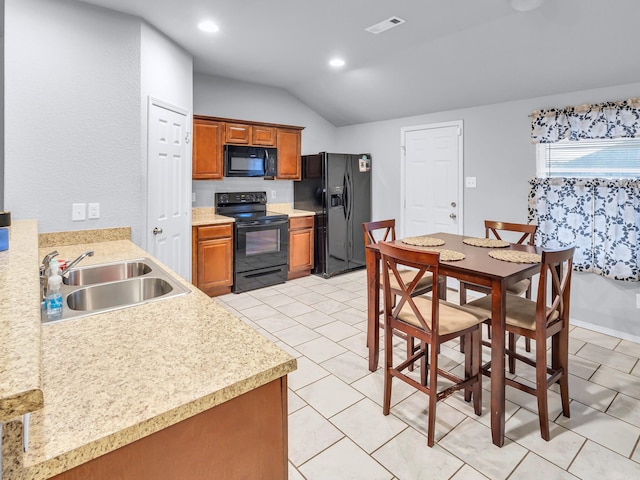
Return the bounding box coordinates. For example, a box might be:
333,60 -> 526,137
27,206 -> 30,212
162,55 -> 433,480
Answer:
237,219 -> 288,228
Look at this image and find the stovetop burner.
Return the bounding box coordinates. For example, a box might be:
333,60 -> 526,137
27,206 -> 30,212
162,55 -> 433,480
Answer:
215,191 -> 288,223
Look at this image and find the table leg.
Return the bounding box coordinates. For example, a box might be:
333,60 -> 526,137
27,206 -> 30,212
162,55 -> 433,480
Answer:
490,281 -> 507,447
366,247 -> 380,372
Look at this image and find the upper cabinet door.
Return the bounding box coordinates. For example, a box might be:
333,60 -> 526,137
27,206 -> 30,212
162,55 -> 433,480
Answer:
193,119 -> 224,179
252,126 -> 276,146
225,123 -> 251,144
276,128 -> 302,180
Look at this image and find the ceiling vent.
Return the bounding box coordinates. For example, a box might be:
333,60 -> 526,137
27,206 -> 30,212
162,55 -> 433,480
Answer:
365,16 -> 406,35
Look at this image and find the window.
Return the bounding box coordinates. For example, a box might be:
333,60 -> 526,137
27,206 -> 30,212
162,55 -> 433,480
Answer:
536,137 -> 640,178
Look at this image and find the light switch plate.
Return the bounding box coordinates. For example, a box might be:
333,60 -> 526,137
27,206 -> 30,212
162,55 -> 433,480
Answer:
88,203 -> 100,219
465,177 -> 477,188
72,203 -> 86,221
636,293 -> 640,309
271,189 -> 277,199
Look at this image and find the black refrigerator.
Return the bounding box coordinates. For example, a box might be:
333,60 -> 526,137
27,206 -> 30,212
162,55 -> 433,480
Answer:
294,152 -> 372,278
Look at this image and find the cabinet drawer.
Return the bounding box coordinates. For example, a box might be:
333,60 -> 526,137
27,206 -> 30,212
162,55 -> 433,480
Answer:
289,216 -> 314,230
225,123 -> 251,144
197,224 -> 233,241
252,126 -> 276,146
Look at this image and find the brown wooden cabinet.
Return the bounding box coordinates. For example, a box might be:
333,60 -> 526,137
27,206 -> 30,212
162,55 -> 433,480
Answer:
288,215 -> 314,280
192,118 -> 224,179
50,377 -> 289,480
225,123 -> 251,144
277,128 -> 302,180
192,223 -> 233,296
252,126 -> 276,146
191,116 -> 303,181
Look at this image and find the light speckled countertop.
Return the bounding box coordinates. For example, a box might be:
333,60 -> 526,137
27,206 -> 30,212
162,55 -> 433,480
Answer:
192,205 -> 314,225
191,207 -> 234,226
0,220 -> 43,421
267,203 -> 316,218
1,223 -> 296,479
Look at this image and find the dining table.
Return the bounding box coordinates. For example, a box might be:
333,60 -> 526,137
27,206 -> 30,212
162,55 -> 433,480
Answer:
365,232 -> 542,447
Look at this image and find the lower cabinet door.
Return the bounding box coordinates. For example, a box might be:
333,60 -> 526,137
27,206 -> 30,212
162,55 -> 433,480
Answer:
198,238 -> 233,290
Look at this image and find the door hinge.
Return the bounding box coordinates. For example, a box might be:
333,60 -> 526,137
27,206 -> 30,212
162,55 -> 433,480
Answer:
185,132 -> 191,144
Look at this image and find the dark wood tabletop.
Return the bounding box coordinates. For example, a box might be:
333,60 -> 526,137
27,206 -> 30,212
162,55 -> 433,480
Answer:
365,232 -> 542,447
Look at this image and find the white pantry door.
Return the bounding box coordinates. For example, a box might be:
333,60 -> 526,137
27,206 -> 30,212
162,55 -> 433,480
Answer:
147,98 -> 191,280
401,121 -> 463,238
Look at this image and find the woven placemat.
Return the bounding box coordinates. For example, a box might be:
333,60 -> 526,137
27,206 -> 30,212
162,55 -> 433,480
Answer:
463,237 -> 510,248
401,236 -> 445,247
488,250 -> 541,264
424,248 -> 465,261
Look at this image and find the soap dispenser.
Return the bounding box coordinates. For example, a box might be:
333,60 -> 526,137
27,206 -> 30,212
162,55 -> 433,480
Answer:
45,259 -> 63,321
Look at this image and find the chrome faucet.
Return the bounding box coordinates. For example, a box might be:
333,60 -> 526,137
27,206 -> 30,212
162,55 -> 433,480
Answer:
61,250 -> 94,275
40,250 -> 59,300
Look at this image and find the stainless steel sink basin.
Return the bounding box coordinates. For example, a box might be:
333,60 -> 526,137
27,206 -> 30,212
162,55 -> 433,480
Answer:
63,260 -> 152,286
42,257 -> 189,324
67,277 -> 175,311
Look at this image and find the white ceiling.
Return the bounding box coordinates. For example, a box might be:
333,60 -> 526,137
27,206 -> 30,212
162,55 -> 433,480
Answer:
78,0 -> 640,126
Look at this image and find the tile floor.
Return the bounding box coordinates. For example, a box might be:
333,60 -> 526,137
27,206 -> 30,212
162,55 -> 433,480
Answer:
215,270 -> 640,480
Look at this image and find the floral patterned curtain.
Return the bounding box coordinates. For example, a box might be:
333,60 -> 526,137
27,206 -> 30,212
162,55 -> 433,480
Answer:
530,98 -> 640,143
528,177 -> 640,281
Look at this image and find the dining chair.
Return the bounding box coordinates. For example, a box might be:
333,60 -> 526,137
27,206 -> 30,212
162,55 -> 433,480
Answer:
466,245 -> 574,440
459,220 -> 537,368
378,241 -> 487,446
362,220 -> 446,365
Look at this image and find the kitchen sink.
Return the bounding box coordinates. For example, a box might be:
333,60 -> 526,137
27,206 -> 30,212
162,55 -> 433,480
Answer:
42,258 -> 189,324
67,277 -> 175,311
63,260 -> 152,286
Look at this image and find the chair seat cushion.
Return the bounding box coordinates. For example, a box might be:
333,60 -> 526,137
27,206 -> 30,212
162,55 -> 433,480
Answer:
462,278 -> 530,296
397,296 -> 488,335
507,279 -> 531,296
381,269 -> 434,293
466,295 -> 559,332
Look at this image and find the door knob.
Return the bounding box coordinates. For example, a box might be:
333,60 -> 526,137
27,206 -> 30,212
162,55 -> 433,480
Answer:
450,213 -> 457,219
152,227 -> 163,235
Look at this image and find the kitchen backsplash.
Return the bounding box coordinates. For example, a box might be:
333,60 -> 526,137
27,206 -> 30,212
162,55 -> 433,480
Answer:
192,179 -> 294,207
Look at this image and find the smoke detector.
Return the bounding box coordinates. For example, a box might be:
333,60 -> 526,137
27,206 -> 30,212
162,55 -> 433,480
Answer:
365,16 -> 406,35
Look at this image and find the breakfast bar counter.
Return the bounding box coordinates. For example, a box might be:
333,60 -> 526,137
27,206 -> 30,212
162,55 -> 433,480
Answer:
1,222 -> 296,479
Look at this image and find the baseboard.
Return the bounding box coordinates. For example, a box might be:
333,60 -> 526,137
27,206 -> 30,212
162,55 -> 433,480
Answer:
570,316 -> 640,344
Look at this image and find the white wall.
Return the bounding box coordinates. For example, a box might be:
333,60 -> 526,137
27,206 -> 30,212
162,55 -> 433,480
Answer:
192,73 -> 337,207
5,0 -> 142,241
4,0 -> 192,248
1,35 -> 4,212
335,81 -> 640,340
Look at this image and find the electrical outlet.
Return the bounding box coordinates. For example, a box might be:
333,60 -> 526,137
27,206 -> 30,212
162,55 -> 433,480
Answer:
465,177 -> 477,188
271,189 -> 277,200
72,203 -> 86,221
192,192 -> 196,203
88,203 -> 100,219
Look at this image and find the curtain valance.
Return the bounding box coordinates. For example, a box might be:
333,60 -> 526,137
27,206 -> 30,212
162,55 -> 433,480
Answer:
530,98 -> 640,144
528,177 -> 640,281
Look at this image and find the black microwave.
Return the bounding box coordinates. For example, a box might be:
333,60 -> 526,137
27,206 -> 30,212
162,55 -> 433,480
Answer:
224,145 -> 277,177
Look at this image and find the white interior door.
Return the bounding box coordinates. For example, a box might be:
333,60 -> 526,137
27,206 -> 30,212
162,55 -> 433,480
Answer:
147,98 -> 191,280
401,121 -> 463,238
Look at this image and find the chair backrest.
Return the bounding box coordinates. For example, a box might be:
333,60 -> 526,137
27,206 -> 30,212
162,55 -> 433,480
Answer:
485,220 -> 537,245
536,246 -> 575,330
362,219 -> 397,246
378,241 -> 441,335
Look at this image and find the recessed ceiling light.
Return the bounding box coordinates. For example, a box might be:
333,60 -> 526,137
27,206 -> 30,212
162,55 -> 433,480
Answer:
509,0 -> 545,12
329,58 -> 345,68
198,20 -> 219,33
